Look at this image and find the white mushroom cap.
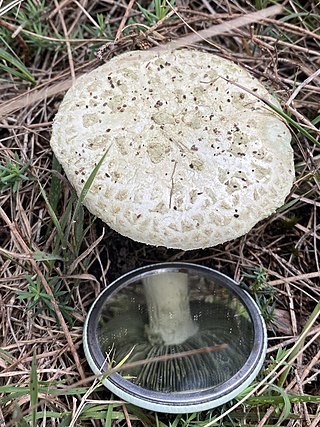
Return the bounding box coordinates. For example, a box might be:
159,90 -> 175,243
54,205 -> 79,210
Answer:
50,49 -> 294,250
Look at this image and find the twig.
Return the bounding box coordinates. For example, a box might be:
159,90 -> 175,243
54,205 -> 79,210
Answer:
0,406 -> 5,427
39,344 -> 228,393
68,231 -> 105,274
48,0 -> 72,19
122,405 -> 132,427
310,412 -> 320,427
107,344 -> 228,376
154,4 -> 283,51
71,0 -> 106,36
255,35 -> 320,56
269,272 -> 320,286
0,56 -> 99,119
285,282 -> 298,335
286,69 -> 320,107
267,326 -> 320,353
264,17 -> 320,42
201,0 -> 216,15
285,105 -> 320,134
115,0 -> 136,41
0,0 -> 23,16
54,0 -> 76,82
257,405 -> 275,427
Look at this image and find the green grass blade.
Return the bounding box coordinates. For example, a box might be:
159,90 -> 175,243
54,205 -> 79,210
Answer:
222,77 -> 320,148
312,115 -> 320,126
127,405 -> 157,426
58,415 -> 72,426
136,3 -> 158,23
269,385 -> 291,424
75,147 -> 111,210
170,414 -> 182,427
73,204 -> 85,253
278,301 -> 320,387
0,63 -> 33,83
0,46 -> 35,84
112,346 -> 135,370
24,411 -> 69,423
32,251 -> 64,262
48,387 -> 89,396
48,155 -> 62,223
30,350 -> 38,427
0,348 -> 13,364
12,405 -> 28,427
66,146 -> 111,241
39,183 -> 67,250
245,394 -> 320,405
267,102 -> 320,148
59,195 -> 75,237
0,385 -> 29,394
104,403 -> 113,427
0,385 -> 89,396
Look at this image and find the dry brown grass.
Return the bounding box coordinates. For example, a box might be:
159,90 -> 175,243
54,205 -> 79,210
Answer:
0,0 -> 319,426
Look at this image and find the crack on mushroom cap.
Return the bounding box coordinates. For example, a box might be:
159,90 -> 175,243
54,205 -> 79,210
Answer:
50,49 -> 295,250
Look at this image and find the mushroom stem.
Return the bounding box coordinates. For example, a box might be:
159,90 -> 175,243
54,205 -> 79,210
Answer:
143,272 -> 199,345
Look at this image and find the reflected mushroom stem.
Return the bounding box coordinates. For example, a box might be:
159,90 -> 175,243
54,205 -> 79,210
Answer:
143,272 -> 199,345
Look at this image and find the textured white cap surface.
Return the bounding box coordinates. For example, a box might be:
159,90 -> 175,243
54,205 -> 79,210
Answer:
50,49 -> 294,250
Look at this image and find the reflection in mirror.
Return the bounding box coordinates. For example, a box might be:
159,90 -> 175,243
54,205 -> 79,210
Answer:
98,271 -> 253,393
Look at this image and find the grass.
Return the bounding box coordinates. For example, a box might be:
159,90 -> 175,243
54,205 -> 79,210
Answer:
0,0 -> 319,426
0,42 -> 35,84
0,153 -> 33,192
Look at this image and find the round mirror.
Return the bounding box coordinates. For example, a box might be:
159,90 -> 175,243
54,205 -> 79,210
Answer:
84,263 -> 267,413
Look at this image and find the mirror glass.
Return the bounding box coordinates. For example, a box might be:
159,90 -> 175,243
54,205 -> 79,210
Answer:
97,269 -> 254,393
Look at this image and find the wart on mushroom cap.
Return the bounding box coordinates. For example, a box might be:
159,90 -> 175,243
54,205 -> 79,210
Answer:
50,48 -> 294,251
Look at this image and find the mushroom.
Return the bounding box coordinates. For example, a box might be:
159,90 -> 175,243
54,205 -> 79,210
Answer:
50,49 -> 294,392
51,49 -> 294,250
